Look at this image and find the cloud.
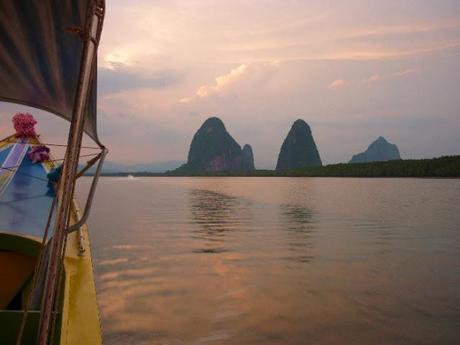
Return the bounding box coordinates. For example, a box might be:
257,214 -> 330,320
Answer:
5,1 -> 454,167
332,68 -> 417,89
180,62 -> 278,103
362,69 -> 418,84
362,74 -> 381,83
180,64 -> 247,103
392,69 -> 417,77
328,79 -> 346,90
97,0 -> 460,75
316,41 -> 460,62
98,66 -> 180,95
103,51 -> 133,70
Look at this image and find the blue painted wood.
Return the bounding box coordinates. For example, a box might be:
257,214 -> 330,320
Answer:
0,146 -> 55,238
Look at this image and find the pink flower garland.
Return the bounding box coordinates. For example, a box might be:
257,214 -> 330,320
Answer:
12,112 -> 37,137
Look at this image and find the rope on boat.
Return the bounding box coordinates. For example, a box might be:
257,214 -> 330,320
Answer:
0,153 -> 101,184
8,139 -> 101,150
0,152 -> 100,169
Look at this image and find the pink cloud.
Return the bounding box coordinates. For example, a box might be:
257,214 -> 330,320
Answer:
180,62 -> 279,103
362,74 -> 381,83
180,64 -> 248,103
328,79 -> 346,90
392,69 -> 417,77
362,69 -> 418,84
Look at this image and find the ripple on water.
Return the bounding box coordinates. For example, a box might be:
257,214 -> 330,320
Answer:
78,177 -> 460,345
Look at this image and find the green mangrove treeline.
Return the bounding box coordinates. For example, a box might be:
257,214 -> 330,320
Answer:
102,155 -> 460,178
279,155 -> 460,178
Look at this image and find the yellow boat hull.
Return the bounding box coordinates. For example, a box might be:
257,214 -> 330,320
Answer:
60,217 -> 102,345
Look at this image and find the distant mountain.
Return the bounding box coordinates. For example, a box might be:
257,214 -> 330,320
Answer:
174,117 -> 255,172
276,119 -> 322,171
86,160 -> 183,174
241,144 -> 255,170
350,136 -> 401,163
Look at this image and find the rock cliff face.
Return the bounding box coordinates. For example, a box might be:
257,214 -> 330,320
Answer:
350,136 -> 401,163
241,144 -> 255,170
276,119 -> 322,171
177,117 -> 255,172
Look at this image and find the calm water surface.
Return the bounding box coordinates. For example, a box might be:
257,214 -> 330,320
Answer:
77,177 -> 460,345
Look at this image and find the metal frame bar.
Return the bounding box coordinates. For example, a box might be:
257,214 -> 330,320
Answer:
76,150 -> 104,178
37,2 -> 105,344
67,147 -> 107,236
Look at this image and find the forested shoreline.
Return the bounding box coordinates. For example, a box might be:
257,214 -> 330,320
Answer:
98,155 -> 460,178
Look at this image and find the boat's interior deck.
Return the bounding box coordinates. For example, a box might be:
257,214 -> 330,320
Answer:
0,134 -> 102,344
0,136 -> 56,238
0,234 -> 39,309
0,136 -> 59,344
0,233 -> 53,344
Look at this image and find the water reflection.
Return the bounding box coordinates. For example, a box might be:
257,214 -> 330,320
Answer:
77,177 -> 460,345
189,189 -> 250,254
279,204 -> 316,263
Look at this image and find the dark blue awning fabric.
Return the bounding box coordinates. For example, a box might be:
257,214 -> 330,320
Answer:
0,0 -> 101,145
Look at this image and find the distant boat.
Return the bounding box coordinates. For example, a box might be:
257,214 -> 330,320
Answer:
0,1 -> 106,344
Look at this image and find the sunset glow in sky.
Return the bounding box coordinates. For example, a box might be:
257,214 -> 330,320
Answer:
1,0 -> 460,167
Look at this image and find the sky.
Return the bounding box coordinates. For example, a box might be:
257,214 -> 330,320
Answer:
1,0 -> 460,168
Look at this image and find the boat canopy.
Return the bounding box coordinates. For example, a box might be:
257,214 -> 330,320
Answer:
0,0 -> 102,145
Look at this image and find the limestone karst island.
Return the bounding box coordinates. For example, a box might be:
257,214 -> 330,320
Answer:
116,116 -> 460,178
174,117 -> 254,173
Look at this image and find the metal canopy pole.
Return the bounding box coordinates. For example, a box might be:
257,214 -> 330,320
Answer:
37,2 -> 105,344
